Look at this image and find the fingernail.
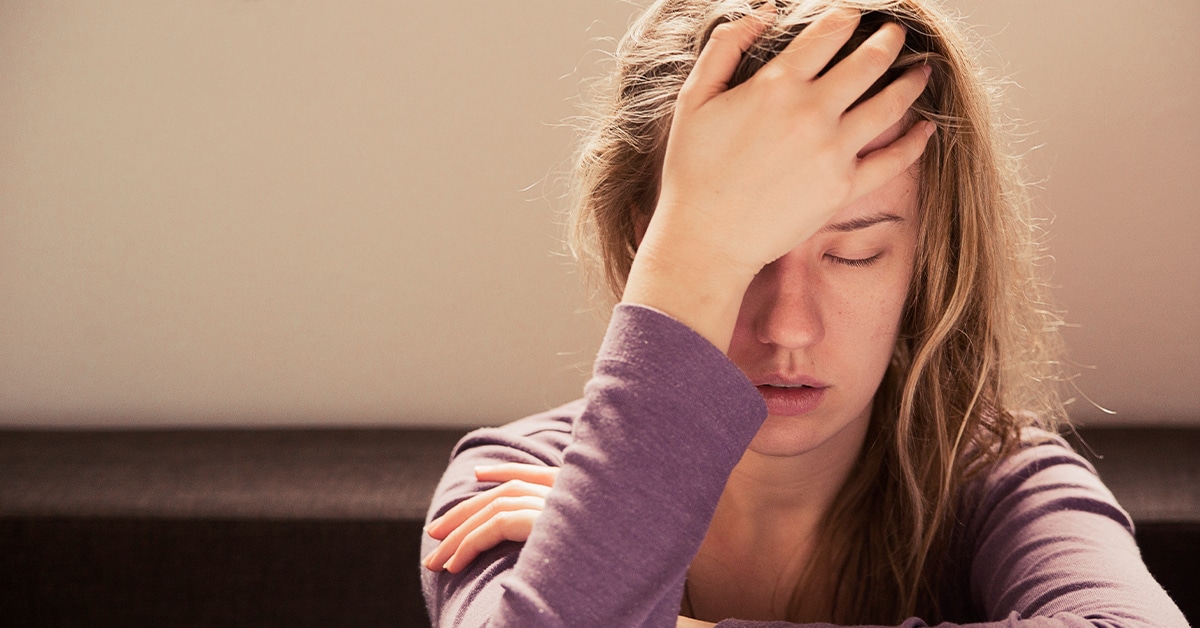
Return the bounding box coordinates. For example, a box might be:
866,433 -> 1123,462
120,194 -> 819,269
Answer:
923,121 -> 936,137
921,64 -> 933,79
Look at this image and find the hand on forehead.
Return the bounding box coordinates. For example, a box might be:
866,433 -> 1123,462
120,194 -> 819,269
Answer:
858,114 -> 920,159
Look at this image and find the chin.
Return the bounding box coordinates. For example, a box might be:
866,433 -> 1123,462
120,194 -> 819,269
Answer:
745,414 -> 838,457
745,410 -> 870,459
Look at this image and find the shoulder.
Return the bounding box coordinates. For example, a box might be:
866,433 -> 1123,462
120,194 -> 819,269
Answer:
962,426 -> 1134,538
426,400 -> 583,522
949,426 -> 1172,620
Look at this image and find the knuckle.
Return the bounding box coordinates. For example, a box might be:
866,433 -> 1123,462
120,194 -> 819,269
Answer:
491,495 -> 541,512
858,41 -> 896,70
755,73 -> 816,115
480,498 -> 509,517
494,511 -> 535,538
493,510 -> 520,526
675,85 -> 701,109
831,7 -> 861,22
753,64 -> 790,90
812,93 -> 845,118
492,512 -> 520,536
491,495 -> 521,511
498,479 -> 530,495
708,21 -> 741,43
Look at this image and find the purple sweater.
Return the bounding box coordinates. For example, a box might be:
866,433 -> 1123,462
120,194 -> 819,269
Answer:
421,305 -> 1187,627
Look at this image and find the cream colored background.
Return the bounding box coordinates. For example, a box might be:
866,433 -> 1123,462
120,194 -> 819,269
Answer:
1,1 -> 1197,428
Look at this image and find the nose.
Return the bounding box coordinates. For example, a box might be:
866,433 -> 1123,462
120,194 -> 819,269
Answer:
749,252 -> 825,350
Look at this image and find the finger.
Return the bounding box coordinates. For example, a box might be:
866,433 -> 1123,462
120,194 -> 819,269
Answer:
678,3 -> 775,108
443,511 -> 538,574
425,481 -> 551,540
852,119 -> 935,199
474,463 -> 559,487
842,64 -> 931,151
818,21 -> 907,110
425,480 -> 552,540
424,495 -> 546,571
769,7 -> 861,80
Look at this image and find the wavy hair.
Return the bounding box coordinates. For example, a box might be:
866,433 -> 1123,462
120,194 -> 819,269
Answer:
567,0 -> 1068,622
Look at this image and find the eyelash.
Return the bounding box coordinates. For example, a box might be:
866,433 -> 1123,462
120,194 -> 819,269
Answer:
825,253 -> 882,268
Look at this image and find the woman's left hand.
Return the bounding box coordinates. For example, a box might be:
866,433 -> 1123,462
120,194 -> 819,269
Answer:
422,462 -> 559,573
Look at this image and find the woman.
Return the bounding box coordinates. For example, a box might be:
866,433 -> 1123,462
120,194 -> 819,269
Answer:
421,0 -> 1187,625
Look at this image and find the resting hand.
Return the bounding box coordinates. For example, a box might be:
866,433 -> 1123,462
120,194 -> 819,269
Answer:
422,463 -> 559,573
623,6 -> 934,351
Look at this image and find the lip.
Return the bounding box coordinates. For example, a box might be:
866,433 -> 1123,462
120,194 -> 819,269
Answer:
750,374 -> 830,388
756,385 -> 827,416
751,374 -> 830,417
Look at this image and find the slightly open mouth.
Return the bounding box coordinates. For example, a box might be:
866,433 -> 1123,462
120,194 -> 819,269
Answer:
755,384 -> 827,415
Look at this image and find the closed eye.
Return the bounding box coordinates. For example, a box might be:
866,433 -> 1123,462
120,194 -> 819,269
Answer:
825,253 -> 882,268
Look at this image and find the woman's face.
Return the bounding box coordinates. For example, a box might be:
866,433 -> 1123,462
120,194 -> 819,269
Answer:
727,122 -> 921,459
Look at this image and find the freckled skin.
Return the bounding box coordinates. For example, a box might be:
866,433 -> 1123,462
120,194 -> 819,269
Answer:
728,158 -> 919,459
688,148 -> 921,621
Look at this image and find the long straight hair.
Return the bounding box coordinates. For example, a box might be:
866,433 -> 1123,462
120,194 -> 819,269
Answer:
568,0 -> 1068,622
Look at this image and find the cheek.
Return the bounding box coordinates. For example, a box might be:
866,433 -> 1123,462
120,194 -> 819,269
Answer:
842,255 -> 915,366
869,286 -> 908,353
880,258 -> 915,329
853,286 -> 905,357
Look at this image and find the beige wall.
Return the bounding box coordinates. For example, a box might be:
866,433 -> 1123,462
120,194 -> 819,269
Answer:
1,1 -> 1196,428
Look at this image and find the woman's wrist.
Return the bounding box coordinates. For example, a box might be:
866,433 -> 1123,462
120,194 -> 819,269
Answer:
620,221 -> 758,354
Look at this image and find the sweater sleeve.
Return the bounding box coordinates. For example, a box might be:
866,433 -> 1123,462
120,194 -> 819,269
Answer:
712,435 -> 1190,628
422,303 -> 767,627
959,435 -> 1188,627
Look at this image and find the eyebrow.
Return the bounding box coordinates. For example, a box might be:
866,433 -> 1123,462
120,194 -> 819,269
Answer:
821,212 -> 905,233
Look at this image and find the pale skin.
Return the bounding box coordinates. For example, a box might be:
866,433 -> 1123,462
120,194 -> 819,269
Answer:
425,5 -> 932,625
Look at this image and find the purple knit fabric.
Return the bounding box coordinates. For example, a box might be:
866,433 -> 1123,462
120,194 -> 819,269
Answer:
421,305 -> 1187,627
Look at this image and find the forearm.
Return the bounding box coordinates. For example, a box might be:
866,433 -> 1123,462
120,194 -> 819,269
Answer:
424,305 -> 767,627
491,305 -> 766,626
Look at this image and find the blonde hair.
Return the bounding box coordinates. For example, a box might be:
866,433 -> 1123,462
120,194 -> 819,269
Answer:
568,0 -> 1067,622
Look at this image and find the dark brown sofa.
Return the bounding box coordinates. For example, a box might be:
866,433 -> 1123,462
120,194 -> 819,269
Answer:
1,427 -> 1196,627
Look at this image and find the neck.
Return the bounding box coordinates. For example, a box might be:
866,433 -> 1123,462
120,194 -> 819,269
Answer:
717,412 -> 870,541
686,412 -> 870,621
